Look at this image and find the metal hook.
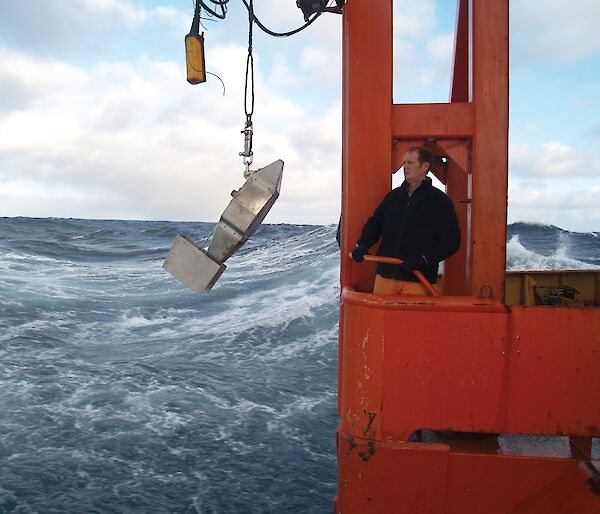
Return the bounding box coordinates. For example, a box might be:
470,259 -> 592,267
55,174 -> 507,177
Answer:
240,119 -> 254,177
243,155 -> 253,178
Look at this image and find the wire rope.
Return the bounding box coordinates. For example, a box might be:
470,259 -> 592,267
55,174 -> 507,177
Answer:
196,0 -> 333,37
244,0 -> 254,120
240,0 -> 326,38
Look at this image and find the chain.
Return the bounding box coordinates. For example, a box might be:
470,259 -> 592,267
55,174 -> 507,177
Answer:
239,0 -> 255,178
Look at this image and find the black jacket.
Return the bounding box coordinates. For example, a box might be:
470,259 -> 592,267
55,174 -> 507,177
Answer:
356,178 -> 460,283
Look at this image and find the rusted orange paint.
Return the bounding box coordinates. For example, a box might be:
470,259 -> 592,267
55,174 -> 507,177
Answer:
340,291 -> 600,440
338,0 -> 600,512
336,430 -> 597,514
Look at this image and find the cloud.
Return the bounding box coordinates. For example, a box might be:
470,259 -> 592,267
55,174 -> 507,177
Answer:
0,44 -> 340,223
420,33 -> 454,87
0,64 -> 38,114
512,0 -> 600,63
393,0 -> 437,40
505,138 -> 600,231
0,48 -> 87,95
1,0 -> 597,231
392,0 -> 454,100
510,142 -> 600,178
0,0 -> 193,64
507,139 -> 600,231
508,183 -> 600,232
0,0 -> 145,55
151,6 -> 190,35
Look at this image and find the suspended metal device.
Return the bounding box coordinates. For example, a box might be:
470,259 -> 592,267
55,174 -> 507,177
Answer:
163,1 -> 290,294
165,1 -> 343,293
163,160 -> 283,293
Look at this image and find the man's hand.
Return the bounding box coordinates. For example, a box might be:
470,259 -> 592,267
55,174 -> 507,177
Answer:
401,255 -> 427,271
351,245 -> 368,263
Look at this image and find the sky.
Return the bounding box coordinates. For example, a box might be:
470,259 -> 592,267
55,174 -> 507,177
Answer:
0,0 -> 599,231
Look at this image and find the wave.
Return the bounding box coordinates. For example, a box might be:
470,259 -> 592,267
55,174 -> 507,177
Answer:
507,233 -> 599,270
1,217 -> 598,270
0,216 -> 598,513
507,222 -> 599,269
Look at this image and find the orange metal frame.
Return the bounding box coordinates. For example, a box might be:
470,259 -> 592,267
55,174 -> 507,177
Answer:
337,1 -> 600,512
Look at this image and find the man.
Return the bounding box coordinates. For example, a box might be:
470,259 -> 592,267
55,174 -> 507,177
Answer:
351,146 -> 460,295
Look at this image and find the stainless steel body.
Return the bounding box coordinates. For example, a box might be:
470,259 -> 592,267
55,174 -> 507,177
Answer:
163,160 -> 284,293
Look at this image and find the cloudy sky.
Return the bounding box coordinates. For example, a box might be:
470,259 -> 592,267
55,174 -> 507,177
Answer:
0,0 -> 599,231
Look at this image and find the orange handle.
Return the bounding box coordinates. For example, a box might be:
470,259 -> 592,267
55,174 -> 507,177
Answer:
348,252 -> 440,297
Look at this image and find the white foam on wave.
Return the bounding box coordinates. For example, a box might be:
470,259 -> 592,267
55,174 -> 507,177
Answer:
55,380 -> 201,438
280,391 -> 337,418
1,263 -> 88,300
145,409 -> 193,435
0,298 -> 24,308
50,240 -> 340,351
227,226 -> 338,277
257,324 -> 338,362
231,398 -> 278,415
149,327 -> 179,338
507,234 -> 598,271
57,312 -> 182,348
169,264 -> 340,344
265,390 -> 338,447
115,314 -> 177,329
0,313 -> 78,343
196,388 -> 338,457
2,251 -> 70,264
223,286 -> 333,336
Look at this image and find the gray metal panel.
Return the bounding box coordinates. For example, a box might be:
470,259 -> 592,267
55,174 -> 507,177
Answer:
207,217 -> 246,262
207,160 -> 284,262
163,235 -> 226,294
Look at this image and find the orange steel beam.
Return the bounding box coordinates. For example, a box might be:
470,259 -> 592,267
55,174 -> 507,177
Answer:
338,0 -> 392,424
341,0 -> 392,294
392,102 -> 473,139
469,0 -> 509,300
337,433 -> 599,514
451,0 -> 470,103
445,0 -> 472,296
443,156 -> 470,295
425,137 -> 471,296
345,0 -> 509,300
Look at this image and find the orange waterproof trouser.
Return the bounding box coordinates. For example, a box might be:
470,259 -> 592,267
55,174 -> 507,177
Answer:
373,274 -> 437,296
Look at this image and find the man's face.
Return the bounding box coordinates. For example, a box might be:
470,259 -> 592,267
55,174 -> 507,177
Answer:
403,151 -> 429,183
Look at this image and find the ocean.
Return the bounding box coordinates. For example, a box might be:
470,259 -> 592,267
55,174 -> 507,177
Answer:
0,217 -> 598,513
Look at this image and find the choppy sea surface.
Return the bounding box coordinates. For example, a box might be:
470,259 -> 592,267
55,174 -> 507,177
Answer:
1,218 -> 599,513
